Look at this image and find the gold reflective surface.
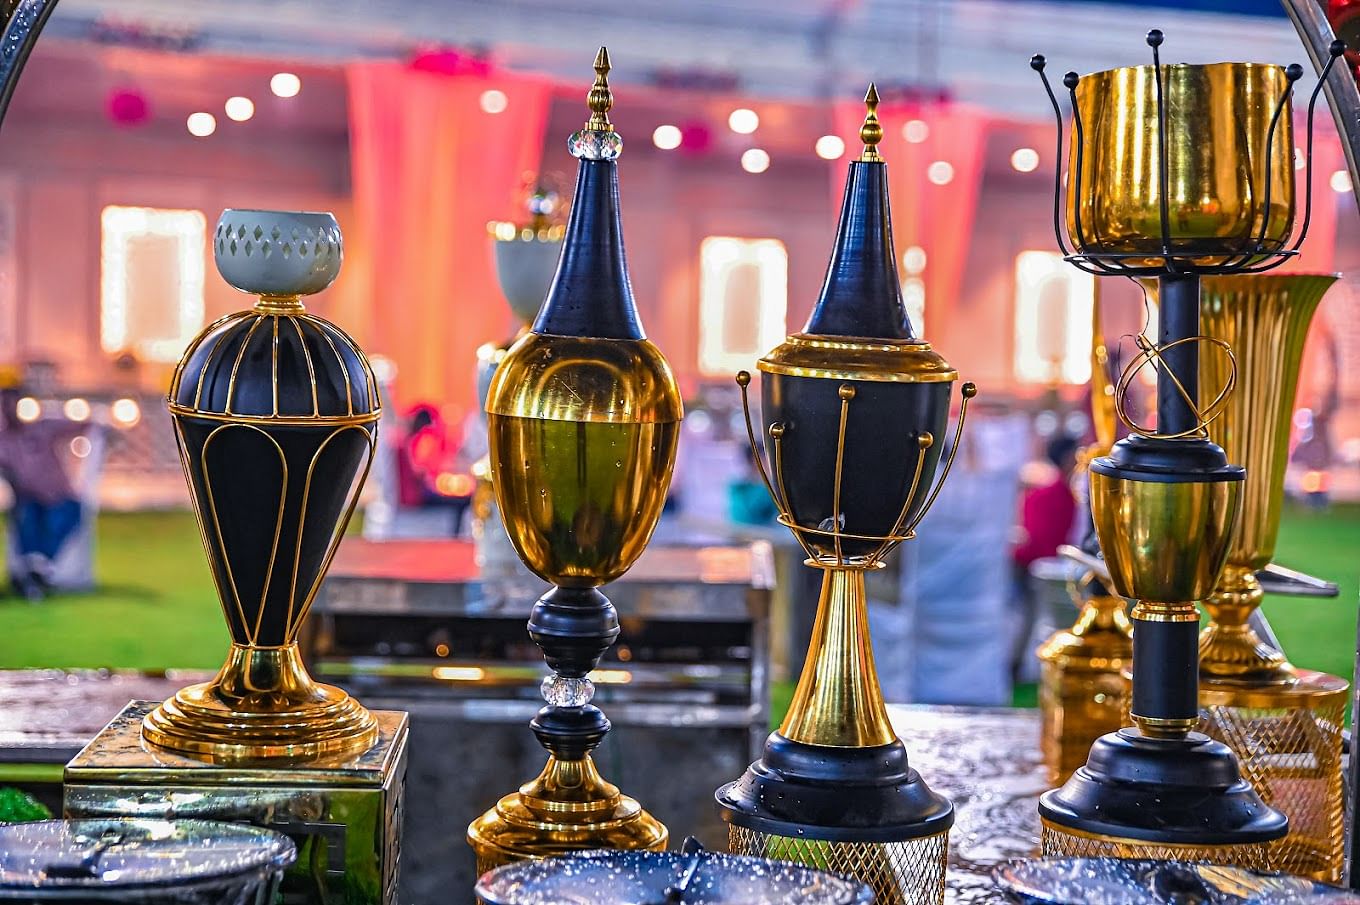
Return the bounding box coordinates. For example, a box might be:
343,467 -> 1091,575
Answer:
1090,471 -> 1240,603
730,824 -> 948,905
1069,62 -> 1294,262
1038,593 -> 1133,784
757,333 -> 958,383
485,332 -> 683,424
467,755 -> 667,873
488,415 -> 679,587
1195,274 -> 1336,681
780,567 -> 897,748
1200,671 -> 1348,881
143,644 -> 377,763
1041,818 -> 1273,869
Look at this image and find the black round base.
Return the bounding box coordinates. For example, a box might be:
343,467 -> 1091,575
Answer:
1039,728 -> 1288,845
715,733 -> 953,843
1090,435 -> 1243,484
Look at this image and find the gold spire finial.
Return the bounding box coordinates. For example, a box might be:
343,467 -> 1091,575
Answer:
586,46 -> 614,132
859,83 -> 883,162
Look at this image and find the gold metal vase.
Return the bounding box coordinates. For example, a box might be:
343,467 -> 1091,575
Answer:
1195,273 -> 1348,882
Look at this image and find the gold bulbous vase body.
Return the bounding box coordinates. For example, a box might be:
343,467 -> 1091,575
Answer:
485,332 -> 682,587
1070,62 -> 1294,264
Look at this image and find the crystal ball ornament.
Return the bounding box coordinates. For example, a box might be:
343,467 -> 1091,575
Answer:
142,208 -> 381,764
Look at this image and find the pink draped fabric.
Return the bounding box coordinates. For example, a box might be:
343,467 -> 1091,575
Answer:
347,63 -> 551,419
830,100 -> 990,344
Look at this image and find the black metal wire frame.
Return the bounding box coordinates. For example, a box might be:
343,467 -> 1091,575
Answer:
1030,31 -> 1346,278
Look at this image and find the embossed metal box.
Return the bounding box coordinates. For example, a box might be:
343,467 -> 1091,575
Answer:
63,701 -> 407,905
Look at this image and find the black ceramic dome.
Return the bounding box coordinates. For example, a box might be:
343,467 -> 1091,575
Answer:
170,310 -> 378,420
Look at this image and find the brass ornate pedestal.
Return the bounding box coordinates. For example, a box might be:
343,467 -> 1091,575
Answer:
717,89 -> 968,905
1031,32 -> 1343,865
467,49 -> 675,871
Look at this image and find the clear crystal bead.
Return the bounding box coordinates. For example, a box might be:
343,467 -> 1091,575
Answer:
540,674 -> 595,707
568,129 -> 623,160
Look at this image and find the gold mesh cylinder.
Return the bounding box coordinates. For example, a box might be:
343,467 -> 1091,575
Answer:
1199,670 -> 1347,882
728,824 -> 947,905
1040,819 -> 1273,869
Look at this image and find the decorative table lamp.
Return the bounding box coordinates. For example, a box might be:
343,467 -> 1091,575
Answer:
1031,32 -> 1342,866
65,210 -> 409,905
716,87 -> 973,905
1194,273 -> 1348,881
1037,299 -> 1133,785
466,48 -> 679,871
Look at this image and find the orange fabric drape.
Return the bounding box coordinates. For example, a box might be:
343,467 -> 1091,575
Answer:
347,63 -> 551,420
830,100 -> 990,340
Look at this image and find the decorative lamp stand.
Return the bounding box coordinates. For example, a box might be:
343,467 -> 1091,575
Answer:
467,48 -> 679,872
717,88 -> 972,905
1032,32 -> 1344,865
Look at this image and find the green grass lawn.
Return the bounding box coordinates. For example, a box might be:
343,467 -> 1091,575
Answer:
0,506 -> 1356,725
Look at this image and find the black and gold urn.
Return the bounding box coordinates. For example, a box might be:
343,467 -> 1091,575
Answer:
143,209 -> 380,763
716,88 -> 972,905
466,48 -> 679,871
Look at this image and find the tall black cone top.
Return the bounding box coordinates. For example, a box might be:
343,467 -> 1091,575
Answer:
804,158 -> 914,340
532,156 -> 643,340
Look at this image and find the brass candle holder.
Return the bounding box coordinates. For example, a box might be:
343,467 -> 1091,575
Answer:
717,88 -> 970,905
467,48 -> 678,871
1031,32 -> 1343,865
144,209 -> 380,763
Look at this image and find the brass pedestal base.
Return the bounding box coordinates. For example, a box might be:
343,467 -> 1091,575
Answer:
143,643 -> 378,763
1040,819 -> 1272,869
728,824 -> 948,905
467,754 -> 668,874
1200,670 -> 1348,882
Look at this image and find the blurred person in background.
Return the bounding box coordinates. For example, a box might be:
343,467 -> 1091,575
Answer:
397,403 -> 471,533
1009,432 -> 1080,681
0,385 -> 88,600
727,444 -> 778,526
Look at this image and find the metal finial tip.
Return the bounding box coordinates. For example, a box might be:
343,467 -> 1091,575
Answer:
1331,39 -> 1347,57
1062,71 -> 1080,90
735,370 -> 751,387
1286,62 -> 1304,81
769,423 -> 785,439
585,45 -> 614,131
838,383 -> 856,401
1146,28 -> 1164,47
1030,54 -> 1046,71
917,432 -> 934,450
961,381 -> 978,398
858,83 -> 883,161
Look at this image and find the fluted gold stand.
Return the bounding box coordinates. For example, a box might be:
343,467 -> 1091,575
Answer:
467,756 -> 667,875
143,643 -> 377,764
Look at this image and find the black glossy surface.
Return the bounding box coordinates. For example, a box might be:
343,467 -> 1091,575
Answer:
716,733 -> 954,842
761,375 -> 948,560
526,586 -> 619,678
1090,436 -> 1243,484
0,2 -> 57,132
174,315 -> 375,418
1156,273 -> 1201,438
533,159 -> 644,340
530,705 -> 610,761
1038,728 -> 1288,844
1130,618 -> 1199,725
805,160 -> 914,339
176,416 -> 373,646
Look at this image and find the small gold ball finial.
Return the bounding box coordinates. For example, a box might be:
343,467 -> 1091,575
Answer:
859,83 -> 883,162
586,45 -> 614,132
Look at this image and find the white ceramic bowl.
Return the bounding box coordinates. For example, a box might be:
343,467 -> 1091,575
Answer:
214,209 -> 343,297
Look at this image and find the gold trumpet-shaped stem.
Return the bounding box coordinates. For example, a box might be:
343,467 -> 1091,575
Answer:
780,567 -> 897,748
